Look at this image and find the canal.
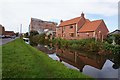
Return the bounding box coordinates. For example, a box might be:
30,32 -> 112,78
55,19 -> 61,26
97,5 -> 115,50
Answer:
35,44 -> 119,78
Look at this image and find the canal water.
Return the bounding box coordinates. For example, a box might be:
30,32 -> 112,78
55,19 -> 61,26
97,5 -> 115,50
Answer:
36,44 -> 119,78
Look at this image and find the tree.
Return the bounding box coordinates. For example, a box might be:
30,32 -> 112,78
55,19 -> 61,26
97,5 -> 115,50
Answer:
29,31 -> 39,46
15,32 -> 19,37
30,31 -> 39,36
24,32 -> 29,38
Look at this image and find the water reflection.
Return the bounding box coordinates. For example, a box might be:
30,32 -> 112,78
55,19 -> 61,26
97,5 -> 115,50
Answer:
36,44 -> 55,54
56,48 -> 106,72
36,44 -> 119,78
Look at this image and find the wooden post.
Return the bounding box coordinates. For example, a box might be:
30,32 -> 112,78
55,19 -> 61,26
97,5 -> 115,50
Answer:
75,52 -> 77,63
60,59 -> 62,62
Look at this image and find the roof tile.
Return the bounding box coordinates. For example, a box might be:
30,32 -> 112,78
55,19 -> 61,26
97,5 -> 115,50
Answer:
78,20 -> 102,32
59,17 -> 81,26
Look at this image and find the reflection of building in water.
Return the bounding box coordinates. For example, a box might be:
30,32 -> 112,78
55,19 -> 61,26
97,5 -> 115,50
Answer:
56,48 -> 106,72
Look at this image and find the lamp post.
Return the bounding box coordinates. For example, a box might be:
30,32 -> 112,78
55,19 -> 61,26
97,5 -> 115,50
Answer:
20,24 -> 22,38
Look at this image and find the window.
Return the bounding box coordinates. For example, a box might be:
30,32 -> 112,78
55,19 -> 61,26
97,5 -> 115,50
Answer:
56,27 -> 60,30
70,33 -> 74,37
86,33 -> 89,36
70,25 -> 73,28
58,34 -> 61,37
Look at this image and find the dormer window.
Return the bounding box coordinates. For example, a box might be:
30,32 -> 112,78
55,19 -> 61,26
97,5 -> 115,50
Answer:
70,25 -> 73,28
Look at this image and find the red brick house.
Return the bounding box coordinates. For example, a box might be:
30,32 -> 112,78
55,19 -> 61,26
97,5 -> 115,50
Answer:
56,13 -> 109,40
0,24 -> 5,36
4,31 -> 15,37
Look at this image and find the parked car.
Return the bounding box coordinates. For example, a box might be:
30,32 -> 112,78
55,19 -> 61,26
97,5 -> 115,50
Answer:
10,35 -> 16,39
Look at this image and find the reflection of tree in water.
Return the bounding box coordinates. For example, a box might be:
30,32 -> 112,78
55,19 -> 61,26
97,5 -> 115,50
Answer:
107,53 -> 120,69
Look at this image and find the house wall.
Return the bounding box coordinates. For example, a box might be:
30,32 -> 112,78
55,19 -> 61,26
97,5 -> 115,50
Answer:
0,25 -> 5,35
77,17 -> 86,30
56,24 -> 77,39
96,21 -> 109,39
30,18 -> 57,32
77,21 -> 109,40
77,32 -> 94,39
5,31 -> 15,37
63,24 -> 76,39
56,27 -> 63,38
56,17 -> 87,40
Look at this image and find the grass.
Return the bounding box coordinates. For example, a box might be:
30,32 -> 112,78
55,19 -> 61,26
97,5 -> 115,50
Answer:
0,45 -> 2,79
2,38 -> 94,79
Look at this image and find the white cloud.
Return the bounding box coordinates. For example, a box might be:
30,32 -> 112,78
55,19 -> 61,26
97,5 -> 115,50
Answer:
0,0 -> 119,32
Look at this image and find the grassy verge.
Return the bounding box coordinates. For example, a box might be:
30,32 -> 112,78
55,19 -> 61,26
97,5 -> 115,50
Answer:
2,38 -> 94,79
0,45 -> 2,79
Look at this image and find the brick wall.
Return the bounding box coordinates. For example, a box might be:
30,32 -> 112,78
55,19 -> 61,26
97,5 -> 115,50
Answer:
56,24 -> 77,39
78,32 -> 94,39
77,17 -> 86,30
56,27 -> 63,38
0,25 -> 5,35
96,20 -> 109,39
30,18 -> 57,32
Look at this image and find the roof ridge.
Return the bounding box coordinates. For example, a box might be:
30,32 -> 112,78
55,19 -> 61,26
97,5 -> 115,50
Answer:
59,16 -> 82,26
63,16 -> 81,22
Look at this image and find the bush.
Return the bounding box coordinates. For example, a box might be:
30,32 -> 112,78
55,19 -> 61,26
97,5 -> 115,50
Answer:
113,34 -> 120,45
103,43 -> 120,54
106,34 -> 120,45
24,32 -> 29,38
30,31 -> 39,36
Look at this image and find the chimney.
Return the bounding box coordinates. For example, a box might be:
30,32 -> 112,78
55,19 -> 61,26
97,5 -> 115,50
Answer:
81,12 -> 84,18
60,20 -> 63,23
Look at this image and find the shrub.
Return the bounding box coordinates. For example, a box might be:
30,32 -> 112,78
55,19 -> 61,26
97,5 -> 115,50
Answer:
113,34 -> 120,45
30,31 -> 39,36
106,34 -> 120,45
103,43 -> 120,54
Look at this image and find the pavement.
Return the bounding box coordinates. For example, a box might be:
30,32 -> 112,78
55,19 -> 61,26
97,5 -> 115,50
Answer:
0,38 -> 15,46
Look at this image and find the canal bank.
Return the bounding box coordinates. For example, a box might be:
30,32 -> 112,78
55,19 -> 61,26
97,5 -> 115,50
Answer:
2,38 -> 92,78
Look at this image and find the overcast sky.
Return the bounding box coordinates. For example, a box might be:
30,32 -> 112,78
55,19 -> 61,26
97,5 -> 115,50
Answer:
0,0 -> 119,33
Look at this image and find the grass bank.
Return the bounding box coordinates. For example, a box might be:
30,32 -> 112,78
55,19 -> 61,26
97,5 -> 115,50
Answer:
2,38 -> 93,79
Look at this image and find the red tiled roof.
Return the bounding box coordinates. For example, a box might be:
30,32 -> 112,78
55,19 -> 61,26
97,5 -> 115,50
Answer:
59,17 -> 81,26
85,19 -> 90,23
78,20 -> 103,32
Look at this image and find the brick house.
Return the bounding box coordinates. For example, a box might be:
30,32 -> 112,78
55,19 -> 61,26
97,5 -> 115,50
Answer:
4,31 -> 15,37
0,24 -> 5,37
29,18 -> 57,36
56,13 -> 109,40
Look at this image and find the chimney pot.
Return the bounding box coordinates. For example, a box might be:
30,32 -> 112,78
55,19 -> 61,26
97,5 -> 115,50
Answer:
81,12 -> 84,18
60,20 -> 63,23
